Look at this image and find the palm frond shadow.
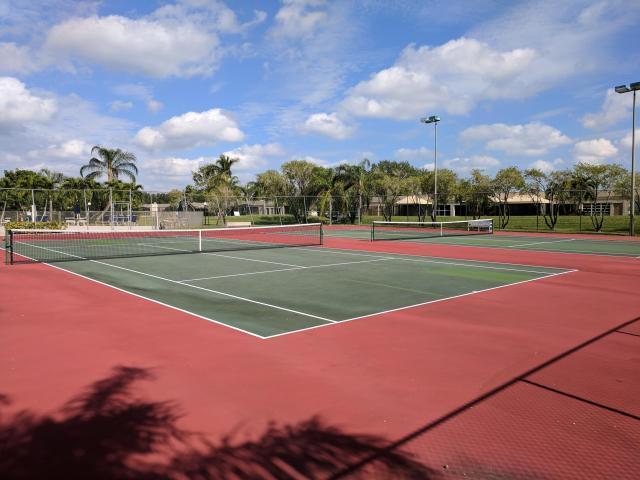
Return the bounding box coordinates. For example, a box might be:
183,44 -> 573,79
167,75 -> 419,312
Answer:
0,366 -> 434,479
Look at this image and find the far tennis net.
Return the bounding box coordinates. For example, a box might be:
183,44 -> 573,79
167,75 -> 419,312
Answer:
371,219 -> 493,241
6,223 -> 323,264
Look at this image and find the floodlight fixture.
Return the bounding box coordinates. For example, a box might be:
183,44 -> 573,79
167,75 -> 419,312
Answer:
420,114 -> 441,219
420,115 -> 441,124
615,81 -> 639,235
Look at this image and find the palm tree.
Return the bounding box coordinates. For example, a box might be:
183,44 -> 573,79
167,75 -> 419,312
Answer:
192,155 -> 240,190
213,154 -> 239,186
80,146 -> 138,182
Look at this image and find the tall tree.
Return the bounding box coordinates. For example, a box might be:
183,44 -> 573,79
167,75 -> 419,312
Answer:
574,163 -> 628,231
193,154 -> 240,190
368,160 -> 416,221
523,168 -> 547,229
458,169 -> 492,219
543,170 -> 573,230
419,168 -> 458,221
492,167 -> 524,229
332,160 -> 371,224
80,146 -> 138,182
281,160 -> 329,222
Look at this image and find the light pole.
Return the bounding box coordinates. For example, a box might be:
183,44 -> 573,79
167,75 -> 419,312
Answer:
420,115 -> 441,220
615,82 -> 639,236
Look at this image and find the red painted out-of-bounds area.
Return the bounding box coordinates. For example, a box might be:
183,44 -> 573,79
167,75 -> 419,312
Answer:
1,234 -> 639,478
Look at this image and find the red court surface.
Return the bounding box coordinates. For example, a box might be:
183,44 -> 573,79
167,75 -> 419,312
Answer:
1,234 -> 639,478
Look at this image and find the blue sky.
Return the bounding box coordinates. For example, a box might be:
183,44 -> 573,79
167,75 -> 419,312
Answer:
0,0 -> 639,190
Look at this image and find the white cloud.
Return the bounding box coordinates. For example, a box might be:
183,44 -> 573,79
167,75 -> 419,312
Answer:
27,139 -> 91,160
0,90 -> 133,180
264,1 -> 359,106
44,15 -> 221,78
620,129 -> 640,149
112,83 -> 163,113
146,99 -> 163,113
144,156 -> 206,178
298,155 -> 330,167
110,100 -> 133,112
342,38 -> 537,119
394,147 -> 432,163
223,143 -> 285,170
574,138 -> 618,164
152,1 -> 266,35
444,155 -> 500,175
460,122 -> 571,156
0,42 -> 39,74
582,88 -> 632,129
270,0 -> 328,39
469,1 -> 639,93
0,77 -> 57,129
303,112 -> 353,139
134,108 -> 244,150
529,158 -> 564,174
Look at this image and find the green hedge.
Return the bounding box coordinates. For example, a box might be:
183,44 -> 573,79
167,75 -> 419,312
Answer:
5,221 -> 65,231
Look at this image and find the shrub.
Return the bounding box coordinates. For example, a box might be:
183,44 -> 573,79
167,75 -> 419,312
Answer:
5,221 -> 65,231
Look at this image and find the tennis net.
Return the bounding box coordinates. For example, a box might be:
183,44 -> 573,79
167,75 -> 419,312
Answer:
6,223 -> 323,264
371,219 -> 493,241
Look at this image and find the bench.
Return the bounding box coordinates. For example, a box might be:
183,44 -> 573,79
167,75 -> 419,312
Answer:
224,221 -> 252,228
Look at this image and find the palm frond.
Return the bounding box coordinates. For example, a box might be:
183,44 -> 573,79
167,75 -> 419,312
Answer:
83,171 -> 103,180
114,162 -> 138,174
114,168 -> 137,183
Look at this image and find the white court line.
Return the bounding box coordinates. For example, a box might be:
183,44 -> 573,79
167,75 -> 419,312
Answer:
15,241 -> 337,324
266,268 -> 578,339
454,243 -> 640,258
506,238 -> 576,248
369,235 -> 640,258
2,246 -> 267,339
5,242 -> 580,341
294,246 -> 562,275
137,242 -> 304,268
180,257 -> 394,282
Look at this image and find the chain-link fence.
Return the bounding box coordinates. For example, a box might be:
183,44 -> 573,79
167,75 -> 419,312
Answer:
1,188 -> 638,235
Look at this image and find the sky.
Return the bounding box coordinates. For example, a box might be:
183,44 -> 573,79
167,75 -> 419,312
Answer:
0,0 -> 639,191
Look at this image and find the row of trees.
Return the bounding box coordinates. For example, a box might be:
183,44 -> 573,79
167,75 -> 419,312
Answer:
243,160 -> 636,231
0,147 -> 142,217
1,144 -> 638,232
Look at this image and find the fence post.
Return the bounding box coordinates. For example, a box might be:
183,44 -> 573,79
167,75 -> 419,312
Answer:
303,196 -> 308,223
109,188 -> 114,228
245,194 -> 255,225
31,189 -> 36,226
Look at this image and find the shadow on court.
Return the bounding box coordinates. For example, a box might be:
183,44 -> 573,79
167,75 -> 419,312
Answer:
0,366 -> 433,479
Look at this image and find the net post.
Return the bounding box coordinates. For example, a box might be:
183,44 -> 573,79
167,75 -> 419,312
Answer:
320,223 -> 324,245
371,222 -> 375,241
198,230 -> 202,252
440,222 -> 443,237
7,229 -> 14,265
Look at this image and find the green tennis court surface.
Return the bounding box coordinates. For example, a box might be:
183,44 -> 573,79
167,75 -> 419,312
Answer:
325,228 -> 640,257
36,245 -> 569,338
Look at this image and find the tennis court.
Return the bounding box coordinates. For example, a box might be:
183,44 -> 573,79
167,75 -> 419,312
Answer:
325,223 -> 640,257
5,224 -> 569,337
2,220 -> 639,478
